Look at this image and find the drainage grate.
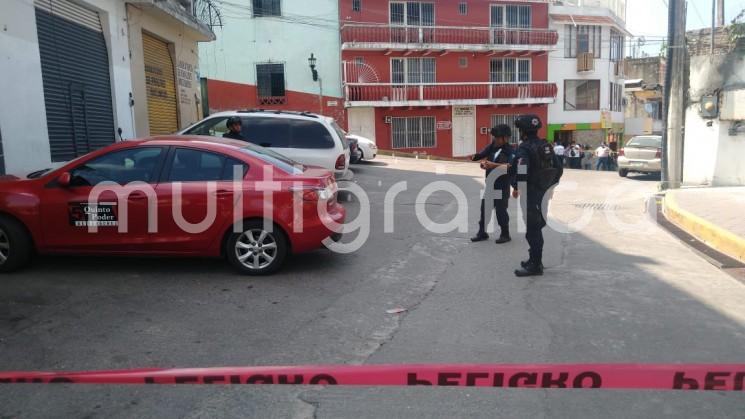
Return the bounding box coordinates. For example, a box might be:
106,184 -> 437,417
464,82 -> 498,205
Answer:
572,202 -> 625,211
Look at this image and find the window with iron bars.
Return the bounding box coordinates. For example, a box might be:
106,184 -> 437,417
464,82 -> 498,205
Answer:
391,117 -> 436,149
565,25 -> 602,58
256,63 -> 286,104
490,114 -> 521,144
610,29 -> 624,62
391,57 -> 436,84
253,0 -> 281,17
610,82 -> 623,112
459,2 -> 467,15
352,0 -> 361,12
489,58 -> 530,82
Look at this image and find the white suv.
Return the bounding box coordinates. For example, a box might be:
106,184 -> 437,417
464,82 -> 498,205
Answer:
180,110 -> 350,178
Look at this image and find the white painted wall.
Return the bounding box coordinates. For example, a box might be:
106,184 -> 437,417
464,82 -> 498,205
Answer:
0,0 -> 135,173
683,53 -> 745,186
0,0 -> 51,173
547,5 -> 625,126
198,0 -> 342,98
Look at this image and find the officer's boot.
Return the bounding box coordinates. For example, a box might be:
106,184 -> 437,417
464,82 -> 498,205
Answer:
520,259 -> 544,270
471,231 -> 489,242
515,259 -> 543,277
495,227 -> 511,244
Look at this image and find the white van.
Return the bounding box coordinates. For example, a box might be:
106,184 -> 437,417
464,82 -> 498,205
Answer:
180,110 -> 350,178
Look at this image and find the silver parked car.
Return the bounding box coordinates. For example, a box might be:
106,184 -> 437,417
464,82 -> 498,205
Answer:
617,135 -> 662,177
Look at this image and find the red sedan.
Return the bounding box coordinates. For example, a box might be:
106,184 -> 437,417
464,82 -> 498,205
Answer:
0,136 -> 345,275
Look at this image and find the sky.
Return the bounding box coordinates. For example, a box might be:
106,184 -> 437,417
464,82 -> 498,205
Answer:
625,0 -> 745,55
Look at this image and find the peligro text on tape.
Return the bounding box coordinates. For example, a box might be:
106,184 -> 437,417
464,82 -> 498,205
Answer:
2,364 -> 745,391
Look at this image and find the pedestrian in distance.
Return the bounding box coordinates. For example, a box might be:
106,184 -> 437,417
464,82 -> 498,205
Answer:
470,124 -> 515,244
595,143 -> 610,171
509,115 -> 563,277
553,142 -> 565,167
583,144 -> 593,170
223,116 -> 245,141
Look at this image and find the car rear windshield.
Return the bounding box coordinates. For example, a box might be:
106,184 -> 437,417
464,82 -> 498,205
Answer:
238,143 -> 304,175
627,136 -> 661,148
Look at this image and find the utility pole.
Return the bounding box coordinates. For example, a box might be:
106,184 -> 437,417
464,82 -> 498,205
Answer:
662,0 -> 686,189
717,0 -> 725,26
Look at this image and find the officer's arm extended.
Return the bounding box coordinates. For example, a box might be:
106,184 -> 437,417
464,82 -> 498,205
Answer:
471,144 -> 491,162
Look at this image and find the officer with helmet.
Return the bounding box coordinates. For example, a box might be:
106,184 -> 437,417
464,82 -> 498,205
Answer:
223,116 -> 245,141
470,124 -> 515,244
509,114 -> 562,277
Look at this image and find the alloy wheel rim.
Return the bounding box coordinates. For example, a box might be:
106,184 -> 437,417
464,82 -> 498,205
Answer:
235,229 -> 278,270
0,228 -> 8,265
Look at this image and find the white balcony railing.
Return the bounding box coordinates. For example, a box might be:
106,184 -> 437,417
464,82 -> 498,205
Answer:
345,82 -> 558,106
341,24 -> 559,49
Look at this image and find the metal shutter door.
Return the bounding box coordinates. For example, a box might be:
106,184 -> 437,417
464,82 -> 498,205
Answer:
34,0 -> 115,161
143,33 -> 179,135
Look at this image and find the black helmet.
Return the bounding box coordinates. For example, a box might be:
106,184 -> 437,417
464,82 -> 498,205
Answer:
226,116 -> 242,128
490,124 -> 511,138
514,114 -> 542,132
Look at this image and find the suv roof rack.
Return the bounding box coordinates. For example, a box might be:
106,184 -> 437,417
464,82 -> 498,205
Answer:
236,109 -> 319,118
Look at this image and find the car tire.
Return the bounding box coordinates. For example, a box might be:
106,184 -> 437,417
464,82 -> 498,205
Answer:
0,215 -> 33,273
226,220 -> 288,275
618,169 -> 629,177
358,149 -> 364,162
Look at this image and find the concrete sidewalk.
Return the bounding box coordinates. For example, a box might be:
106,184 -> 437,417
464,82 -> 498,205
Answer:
662,187 -> 745,264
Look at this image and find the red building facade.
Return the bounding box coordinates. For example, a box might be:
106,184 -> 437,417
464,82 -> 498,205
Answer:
340,0 -> 558,158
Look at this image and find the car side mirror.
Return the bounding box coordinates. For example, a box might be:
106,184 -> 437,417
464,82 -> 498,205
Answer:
57,172 -> 71,187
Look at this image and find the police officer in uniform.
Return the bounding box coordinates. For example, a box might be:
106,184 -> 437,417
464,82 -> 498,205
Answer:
470,124 -> 515,244
223,116 -> 245,141
509,115 -> 562,277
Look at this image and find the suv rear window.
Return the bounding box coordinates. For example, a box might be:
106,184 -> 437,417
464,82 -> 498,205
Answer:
186,115 -> 337,150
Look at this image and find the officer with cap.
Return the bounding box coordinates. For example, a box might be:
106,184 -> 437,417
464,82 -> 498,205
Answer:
223,116 -> 245,141
509,114 -> 562,277
470,124 -> 515,244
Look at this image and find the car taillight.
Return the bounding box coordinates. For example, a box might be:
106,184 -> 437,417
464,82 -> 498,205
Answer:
618,148 -> 624,157
335,154 -> 346,170
655,148 -> 662,158
290,186 -> 334,201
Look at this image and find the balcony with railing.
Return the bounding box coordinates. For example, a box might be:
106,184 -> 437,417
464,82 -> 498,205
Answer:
341,24 -> 558,52
128,0 -> 220,41
344,82 -> 557,107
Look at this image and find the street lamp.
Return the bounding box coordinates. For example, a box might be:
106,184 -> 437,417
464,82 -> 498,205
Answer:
308,53 -> 323,114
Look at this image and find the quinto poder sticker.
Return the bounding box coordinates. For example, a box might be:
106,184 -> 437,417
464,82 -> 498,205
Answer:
68,202 -> 118,227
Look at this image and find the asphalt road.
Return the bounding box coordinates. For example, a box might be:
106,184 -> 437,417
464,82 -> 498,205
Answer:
1,156 -> 744,418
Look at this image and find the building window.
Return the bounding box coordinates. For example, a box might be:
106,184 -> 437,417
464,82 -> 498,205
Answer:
389,1 -> 434,26
610,29 -> 624,62
253,0 -> 281,17
391,57 -> 436,84
490,5 -> 531,28
256,63 -> 286,104
459,2 -> 467,15
459,57 -> 468,68
354,57 -> 364,66
490,114 -> 521,144
352,0 -> 361,12
565,25 -> 602,58
490,58 -> 530,82
610,82 -> 623,112
391,116 -> 436,149
564,80 -> 600,110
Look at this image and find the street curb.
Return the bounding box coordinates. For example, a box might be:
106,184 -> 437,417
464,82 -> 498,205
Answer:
662,191 -> 745,264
